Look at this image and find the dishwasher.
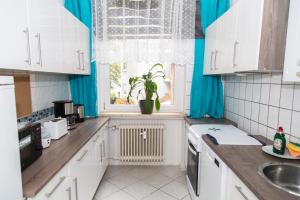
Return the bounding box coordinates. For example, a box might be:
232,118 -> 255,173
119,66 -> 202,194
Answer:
199,141 -> 228,200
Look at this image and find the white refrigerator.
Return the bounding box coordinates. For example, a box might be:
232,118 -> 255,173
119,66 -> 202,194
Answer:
0,76 -> 23,199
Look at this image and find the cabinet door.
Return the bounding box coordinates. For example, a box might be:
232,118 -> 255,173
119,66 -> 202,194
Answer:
203,24 -> 217,75
31,167 -> 71,200
77,23 -> 90,75
27,0 -> 63,72
283,0 -> 300,82
234,0 -> 264,72
102,126 -> 109,173
70,143 -> 95,200
217,5 -> 238,74
91,131 -> 103,181
0,1 -> 30,70
60,8 -> 81,74
226,170 -> 258,200
199,143 -> 223,200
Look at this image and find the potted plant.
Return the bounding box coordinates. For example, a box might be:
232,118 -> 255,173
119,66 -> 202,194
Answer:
127,63 -> 165,114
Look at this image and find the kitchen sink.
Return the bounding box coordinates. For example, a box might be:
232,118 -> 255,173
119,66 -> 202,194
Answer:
258,162 -> 300,197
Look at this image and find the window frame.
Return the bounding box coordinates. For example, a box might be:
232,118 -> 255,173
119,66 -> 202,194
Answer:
98,63 -> 185,113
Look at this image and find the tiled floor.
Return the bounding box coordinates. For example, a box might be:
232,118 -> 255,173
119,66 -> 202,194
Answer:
93,166 -> 191,200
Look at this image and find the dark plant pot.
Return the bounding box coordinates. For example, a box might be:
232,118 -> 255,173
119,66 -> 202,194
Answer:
139,100 -> 154,114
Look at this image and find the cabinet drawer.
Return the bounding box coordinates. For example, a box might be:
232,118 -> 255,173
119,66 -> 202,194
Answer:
31,166 -> 69,200
230,170 -> 258,200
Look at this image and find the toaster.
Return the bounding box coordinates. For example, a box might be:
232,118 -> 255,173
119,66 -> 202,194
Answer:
44,118 -> 68,140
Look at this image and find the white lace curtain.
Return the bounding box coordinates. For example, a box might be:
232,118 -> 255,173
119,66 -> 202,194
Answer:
94,0 -> 196,65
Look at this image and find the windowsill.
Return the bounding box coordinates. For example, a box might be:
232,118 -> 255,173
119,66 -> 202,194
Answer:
100,112 -> 185,120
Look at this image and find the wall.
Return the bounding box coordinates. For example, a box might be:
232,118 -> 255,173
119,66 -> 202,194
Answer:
30,73 -> 70,112
223,73 -> 300,143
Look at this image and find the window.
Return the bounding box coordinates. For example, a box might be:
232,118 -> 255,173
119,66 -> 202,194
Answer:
109,62 -> 174,105
98,63 -> 185,113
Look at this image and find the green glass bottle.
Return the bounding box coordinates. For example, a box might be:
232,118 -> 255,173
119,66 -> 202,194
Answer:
273,127 -> 286,155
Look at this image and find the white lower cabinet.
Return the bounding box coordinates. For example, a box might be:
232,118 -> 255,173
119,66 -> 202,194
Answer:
226,169 -> 258,200
30,166 -> 71,200
29,123 -> 109,200
199,141 -> 258,200
199,142 -> 227,200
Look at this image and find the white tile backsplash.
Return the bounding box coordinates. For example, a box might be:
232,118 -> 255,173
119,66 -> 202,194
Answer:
30,73 -> 70,112
259,104 -> 268,125
280,85 -> 294,109
293,85 -> 300,111
260,84 -> 270,104
268,106 -> 279,129
252,84 -> 261,103
278,109 -> 292,134
269,84 -> 281,107
224,73 -> 300,141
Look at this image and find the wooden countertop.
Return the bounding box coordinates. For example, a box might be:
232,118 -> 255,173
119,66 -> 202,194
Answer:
22,117 -> 110,198
202,135 -> 300,200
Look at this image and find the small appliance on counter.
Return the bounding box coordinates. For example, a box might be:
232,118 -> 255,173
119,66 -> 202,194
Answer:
44,118 -> 68,140
18,122 -> 43,171
41,127 -> 51,148
53,100 -> 77,130
74,104 -> 85,122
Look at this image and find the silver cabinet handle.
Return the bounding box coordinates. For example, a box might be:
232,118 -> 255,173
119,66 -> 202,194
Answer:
45,176 -> 66,198
214,50 -> 218,70
35,33 -> 42,66
210,51 -> 215,71
103,141 -> 106,158
66,187 -> 72,200
74,177 -> 78,200
80,52 -> 85,71
233,41 -> 239,68
100,143 -> 103,162
23,28 -> 31,65
76,50 -> 81,70
77,150 -> 88,162
235,186 -> 249,200
93,135 -> 100,143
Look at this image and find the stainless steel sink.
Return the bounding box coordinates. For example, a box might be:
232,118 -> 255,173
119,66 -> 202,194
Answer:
258,162 -> 300,197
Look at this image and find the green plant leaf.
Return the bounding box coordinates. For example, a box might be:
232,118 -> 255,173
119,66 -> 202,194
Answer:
155,97 -> 160,111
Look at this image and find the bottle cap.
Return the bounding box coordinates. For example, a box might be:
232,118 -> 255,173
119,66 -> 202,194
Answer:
278,126 -> 284,134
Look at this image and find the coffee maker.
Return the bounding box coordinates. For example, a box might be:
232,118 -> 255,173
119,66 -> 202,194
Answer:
53,100 -> 77,130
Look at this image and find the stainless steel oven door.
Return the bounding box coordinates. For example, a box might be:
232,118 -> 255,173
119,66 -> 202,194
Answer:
187,141 -> 200,196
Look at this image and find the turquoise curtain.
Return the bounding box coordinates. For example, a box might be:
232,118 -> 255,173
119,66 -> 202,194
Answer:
190,0 -> 229,119
65,0 -> 98,117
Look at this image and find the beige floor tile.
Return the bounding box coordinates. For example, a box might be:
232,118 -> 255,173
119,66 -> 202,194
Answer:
107,173 -> 139,189
160,180 -> 189,199
143,190 -> 177,200
142,172 -> 173,188
94,180 -> 120,199
103,190 -> 136,200
123,181 -> 157,199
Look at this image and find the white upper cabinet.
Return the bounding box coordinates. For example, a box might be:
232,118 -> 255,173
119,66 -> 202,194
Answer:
0,1 -> 30,70
27,0 -> 63,73
204,0 -> 290,75
283,0 -> 300,82
234,0 -> 263,72
0,0 -> 90,75
203,23 -> 217,75
215,6 -> 238,74
61,9 -> 82,74
76,23 -> 91,75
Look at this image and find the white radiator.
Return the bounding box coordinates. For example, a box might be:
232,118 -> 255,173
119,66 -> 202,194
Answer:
119,124 -> 164,163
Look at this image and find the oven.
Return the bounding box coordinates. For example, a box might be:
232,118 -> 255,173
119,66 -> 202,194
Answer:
187,140 -> 201,197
